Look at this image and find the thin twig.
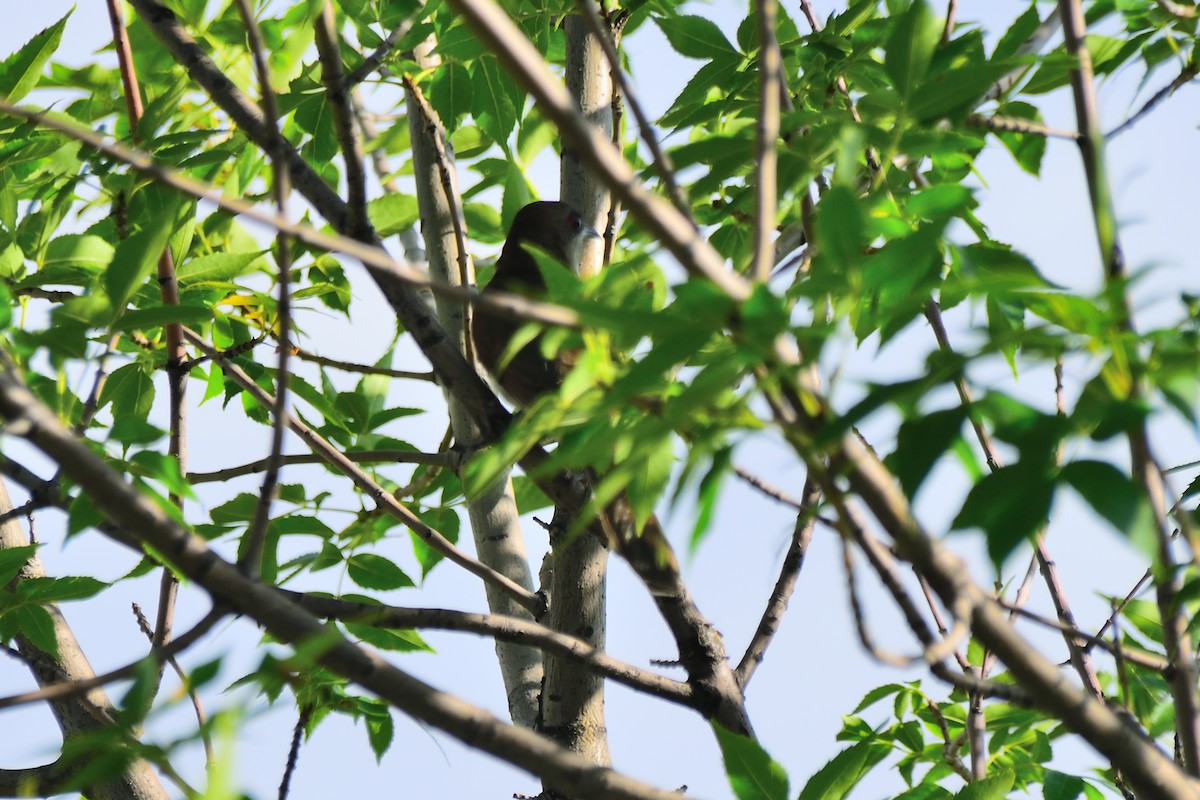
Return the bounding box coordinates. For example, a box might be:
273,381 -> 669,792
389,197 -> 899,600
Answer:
343,19 -> 413,87
315,2 -> 370,240
997,600 -> 1171,673
278,705 -> 310,800
283,591 -> 693,705
966,113 -> 1081,140
736,477 -> 819,687
107,0 -> 188,706
188,450 -> 457,484
400,74 -> 476,361
0,104 -> 580,332
132,604 -> 214,764
289,344 -> 435,381
1060,0 -> 1200,774
0,610 -> 223,712
234,0 -> 294,583
732,465 -> 802,510
182,328 -> 543,614
941,0 -> 958,44
1106,59 -> 1198,139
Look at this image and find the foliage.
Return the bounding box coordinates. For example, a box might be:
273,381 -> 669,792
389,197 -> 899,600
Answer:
0,0 -> 1197,798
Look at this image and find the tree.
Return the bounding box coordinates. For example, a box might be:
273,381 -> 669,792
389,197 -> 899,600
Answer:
0,0 -> 1198,798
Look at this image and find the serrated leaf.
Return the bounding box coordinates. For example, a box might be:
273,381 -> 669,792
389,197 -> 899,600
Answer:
885,408 -> 966,498
176,251 -> 263,285
797,739 -> 889,800
346,553 -> 414,591
112,304 -> 213,331
43,234 -> 114,272
953,462 -> 1053,567
429,61 -> 472,129
9,605 -> 58,656
364,704 -> 394,761
1043,770 -> 1085,800
18,576 -> 107,603
994,2 -> 1041,60
98,363 -> 156,419
713,724 -> 789,800
0,11 -> 69,104
1059,460 -> 1157,554
104,208 -> 177,310
346,622 -> 432,653
884,0 -> 940,98
0,544 -> 37,587
954,771 -> 1013,799
655,15 -> 739,60
472,58 -> 517,148
366,194 -> 419,238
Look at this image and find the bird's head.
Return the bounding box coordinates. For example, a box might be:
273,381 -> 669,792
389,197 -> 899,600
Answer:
503,201 -> 600,271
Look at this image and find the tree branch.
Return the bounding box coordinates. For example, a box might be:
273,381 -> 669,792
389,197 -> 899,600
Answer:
0,368 -> 693,800
181,327 -> 543,614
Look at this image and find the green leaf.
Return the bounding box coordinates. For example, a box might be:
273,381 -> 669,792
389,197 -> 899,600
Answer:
993,101 -> 1047,175
0,544 -> 37,587
713,724 -> 789,800
814,186 -> 865,272
10,605 -> 58,656
18,576 -> 107,603
885,408 -> 966,498
512,475 -> 553,514
363,703 -> 395,761
797,739 -> 889,800
0,11 -> 69,104
472,58 -> 518,148
104,207 -> 178,310
210,493 -> 261,524
1043,771 -> 1085,800
346,622 -> 432,653
43,234 -> 115,272
884,0 -> 940,98
98,363 -> 156,419
112,304 -> 213,332
625,434 -> 674,532
994,2 -> 1041,60
955,771 -> 1013,799
953,462 -> 1054,567
366,194 -> 419,238
346,553 -> 415,591
429,61 -> 472,129
66,493 -> 104,538
1059,460 -> 1156,554
176,251 -> 263,285
654,15 -> 739,60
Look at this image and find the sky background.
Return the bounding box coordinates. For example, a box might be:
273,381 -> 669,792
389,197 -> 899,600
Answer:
2,1 -> 1199,799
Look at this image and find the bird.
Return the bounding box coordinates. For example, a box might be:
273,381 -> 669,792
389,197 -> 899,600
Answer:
472,200 -> 681,596
472,200 -> 598,408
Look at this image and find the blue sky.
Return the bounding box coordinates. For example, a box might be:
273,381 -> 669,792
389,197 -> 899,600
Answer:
1,2 -> 1199,799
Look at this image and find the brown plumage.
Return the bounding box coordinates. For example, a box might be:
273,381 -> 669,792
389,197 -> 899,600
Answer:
472,201 -> 598,407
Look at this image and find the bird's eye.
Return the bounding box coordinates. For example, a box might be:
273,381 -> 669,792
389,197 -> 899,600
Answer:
568,213 -> 582,231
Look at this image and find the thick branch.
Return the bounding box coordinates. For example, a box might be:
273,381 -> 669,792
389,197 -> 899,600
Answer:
0,369 -> 688,800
